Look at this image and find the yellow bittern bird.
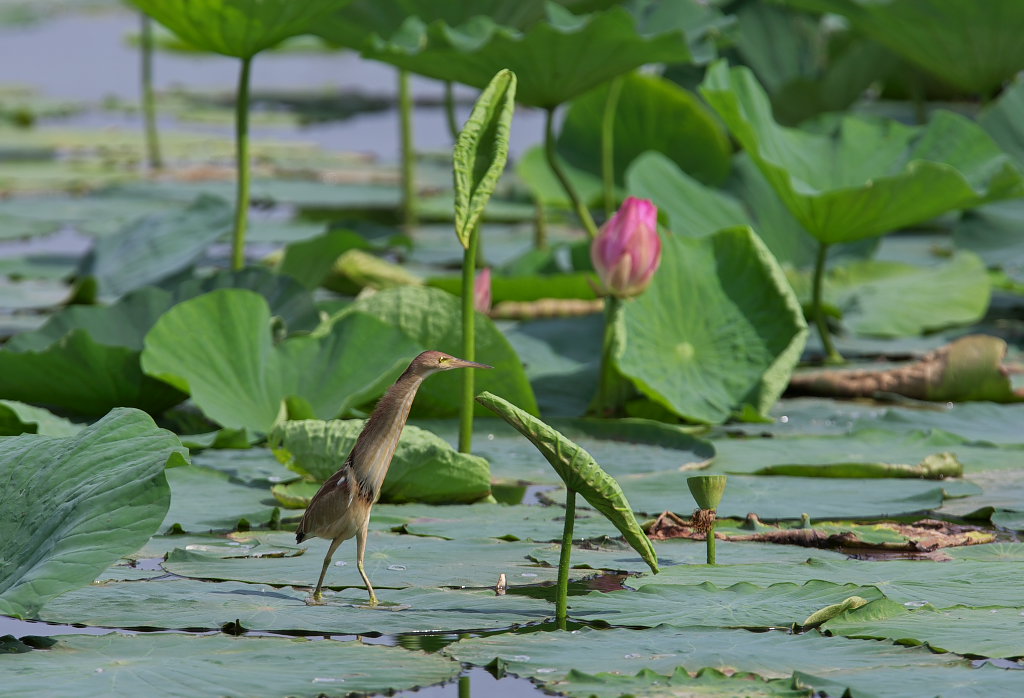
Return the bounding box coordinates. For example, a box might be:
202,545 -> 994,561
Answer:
296,350 -> 492,605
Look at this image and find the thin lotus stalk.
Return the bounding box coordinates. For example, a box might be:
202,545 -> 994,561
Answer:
459,229 -> 481,454
534,201 -> 548,250
399,68 -> 416,230
231,56 -> 253,271
601,77 -> 623,217
555,487 -> 576,630
812,241 -> 843,364
444,80 -> 459,143
590,296 -> 627,416
139,12 -> 162,170
544,107 -> 599,239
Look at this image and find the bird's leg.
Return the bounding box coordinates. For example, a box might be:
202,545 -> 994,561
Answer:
355,517 -> 378,606
310,537 -> 343,605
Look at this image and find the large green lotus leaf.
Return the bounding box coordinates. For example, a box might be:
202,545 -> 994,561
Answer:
0,409 -> 185,618
142,289 -> 421,433
785,0 -> 1024,95
515,144 -> 605,210
189,447 -> 296,486
824,254 -> 991,337
477,392 -> 659,573
876,403 -> 1024,454
419,416 -> 712,485
41,580 -> 551,634
699,62 -> 1024,244
953,200 -> 1024,279
269,419 -> 491,504
823,599 -> 1024,659
711,427 -> 1018,475
163,532 -> 596,588
548,667 -> 810,698
339,286 -> 537,417
558,73 -> 731,187
0,633 -> 457,697
351,4 -> 694,109
77,194 -> 230,300
615,227 -> 808,423
712,397 -> 888,438
0,399 -> 82,436
570,580 -> 883,629
642,558 -> 1024,609
444,625 -> 972,685
795,664 -> 1018,698
945,543 -> 1024,562
562,471 -> 954,519
162,465 -> 280,533
980,77 -> 1024,169
129,0 -> 352,58
937,469 -> 1024,518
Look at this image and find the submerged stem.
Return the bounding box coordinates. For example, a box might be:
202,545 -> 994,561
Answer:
458,230 -> 481,454
556,487 -> 576,630
601,78 -> 623,217
140,13 -> 161,170
812,241 -> 843,364
544,107 -> 599,239
399,69 -> 416,230
231,56 -> 253,271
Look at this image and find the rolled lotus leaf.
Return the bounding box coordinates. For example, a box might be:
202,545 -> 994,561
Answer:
802,595 -> 871,628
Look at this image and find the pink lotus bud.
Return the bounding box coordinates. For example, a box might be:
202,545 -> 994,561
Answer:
591,197 -> 661,298
475,267 -> 492,313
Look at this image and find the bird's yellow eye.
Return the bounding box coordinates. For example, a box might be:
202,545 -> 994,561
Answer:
438,356 -> 450,364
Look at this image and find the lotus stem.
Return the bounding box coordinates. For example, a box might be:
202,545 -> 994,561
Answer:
459,229 -> 480,453
601,77 -> 623,217
444,80 -> 459,142
139,13 -> 161,171
556,487 -> 576,630
458,675 -> 470,698
707,516 -> 717,565
589,296 -> 628,416
399,68 -> 416,230
812,241 -> 843,364
544,107 -> 599,239
534,201 -> 548,250
231,55 -> 253,271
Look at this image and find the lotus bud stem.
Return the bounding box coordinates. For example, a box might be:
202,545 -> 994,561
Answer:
688,475 -> 727,565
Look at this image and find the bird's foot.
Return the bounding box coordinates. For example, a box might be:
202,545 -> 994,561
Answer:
367,594 -> 379,607
306,591 -> 327,606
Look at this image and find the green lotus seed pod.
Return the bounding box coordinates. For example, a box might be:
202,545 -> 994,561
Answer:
687,474 -> 727,510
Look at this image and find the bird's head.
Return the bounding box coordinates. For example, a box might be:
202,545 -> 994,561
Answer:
409,350 -> 493,376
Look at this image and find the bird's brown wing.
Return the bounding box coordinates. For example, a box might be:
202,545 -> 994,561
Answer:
296,457 -> 355,543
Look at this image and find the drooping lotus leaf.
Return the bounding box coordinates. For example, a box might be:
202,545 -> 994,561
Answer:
41,580 -> 551,635
0,409 -> 186,618
351,3 -> 694,109
823,599 -> 1024,659
614,226 -> 807,423
784,0 -> 1024,95
569,580 -> 884,629
129,0 -> 354,58
269,419 -> 491,504
0,268 -> 318,417
141,289 -> 423,433
77,194 -> 231,300
453,69 -> 516,248
643,557 -> 1023,609
0,399 -> 81,437
475,391 -> 659,573
558,73 -> 731,187
0,634 -> 458,697
699,61 -> 1024,245
338,286 -> 538,417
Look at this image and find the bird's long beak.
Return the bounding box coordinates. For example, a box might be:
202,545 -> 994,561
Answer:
450,357 -> 493,370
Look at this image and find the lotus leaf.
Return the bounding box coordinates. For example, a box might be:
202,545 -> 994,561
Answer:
0,399 -> 81,437
141,289 -> 423,433
269,419 -> 491,504
476,391 -> 658,573
162,465 -> 280,533
700,61 -> 1024,245
546,666 -> 811,698
0,634 -> 458,696
0,409 -> 186,618
614,226 -> 807,423
130,0 -> 353,58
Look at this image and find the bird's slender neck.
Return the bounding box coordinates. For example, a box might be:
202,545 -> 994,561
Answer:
351,368 -> 430,500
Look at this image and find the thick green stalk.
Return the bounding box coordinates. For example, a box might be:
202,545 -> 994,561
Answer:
812,241 -> 843,364
589,297 -> 629,416
706,517 -> 717,565
555,487 -> 576,630
459,230 -> 481,453
601,78 -> 623,217
231,56 -> 253,271
444,80 -> 459,143
544,107 -> 599,239
458,675 -> 470,698
399,69 -> 416,230
140,13 -> 162,170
